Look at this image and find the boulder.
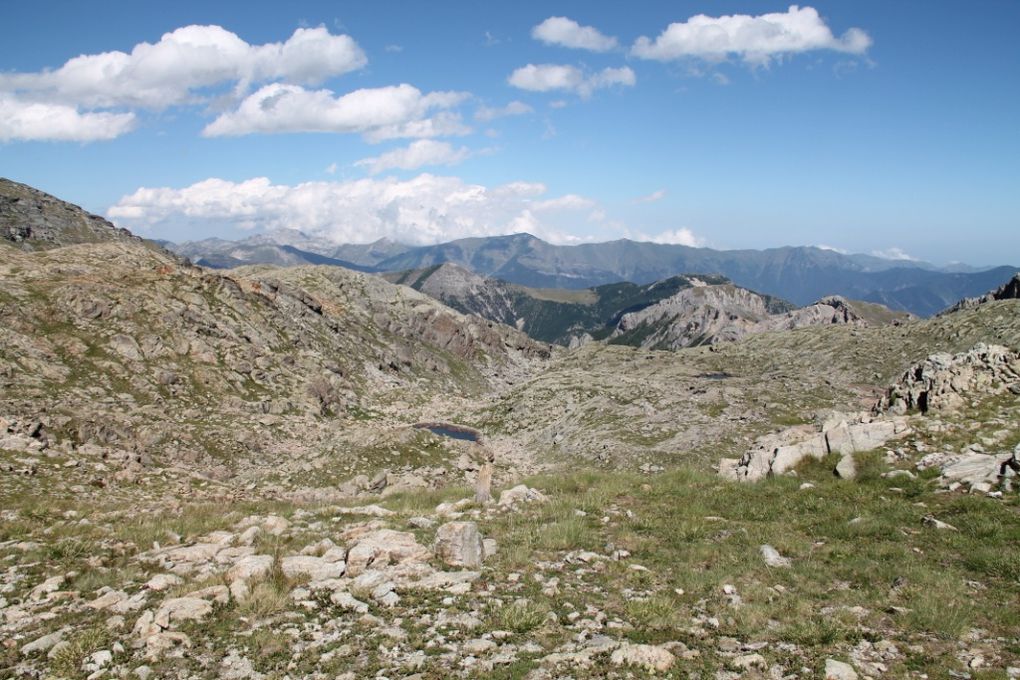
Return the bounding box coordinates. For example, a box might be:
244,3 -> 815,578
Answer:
825,659 -> 859,680
280,555 -> 346,582
344,529 -> 430,577
435,522 -> 485,569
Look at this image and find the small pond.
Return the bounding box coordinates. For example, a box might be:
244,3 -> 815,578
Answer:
414,423 -> 481,442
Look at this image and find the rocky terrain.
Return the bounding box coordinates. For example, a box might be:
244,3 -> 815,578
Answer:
608,286 -> 910,351
2,181 -> 1020,679
382,264 -> 801,348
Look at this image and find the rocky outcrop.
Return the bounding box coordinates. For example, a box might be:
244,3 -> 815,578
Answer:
611,287 -> 901,351
941,272 -> 1020,314
878,344 -> 1020,414
720,414 -> 911,482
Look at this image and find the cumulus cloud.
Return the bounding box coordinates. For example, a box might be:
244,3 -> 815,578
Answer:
634,189 -> 667,203
508,64 -> 635,97
108,175 -> 601,245
871,247 -> 917,261
0,25 -> 366,110
0,94 -> 136,142
354,140 -> 472,174
0,24 -> 369,142
645,228 -> 703,247
632,5 -> 871,66
532,17 -> 618,52
531,194 -> 595,211
202,83 -> 470,139
474,100 -> 533,122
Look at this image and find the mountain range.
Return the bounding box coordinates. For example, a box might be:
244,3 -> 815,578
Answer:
169,231 -> 1017,317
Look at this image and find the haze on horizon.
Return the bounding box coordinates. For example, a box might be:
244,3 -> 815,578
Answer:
1,1 -> 1017,266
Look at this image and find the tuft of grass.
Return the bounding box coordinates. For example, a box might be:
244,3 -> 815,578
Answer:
492,601 -> 547,635
49,625 -> 112,678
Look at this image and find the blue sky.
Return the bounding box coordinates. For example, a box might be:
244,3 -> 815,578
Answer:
1,1 -> 1018,265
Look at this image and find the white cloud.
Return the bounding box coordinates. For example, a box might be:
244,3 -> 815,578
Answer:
355,140 -> 472,174
109,175 -> 601,245
202,83 -> 470,139
531,194 -> 595,212
871,247 -> 917,261
815,244 -> 847,254
474,100 -> 533,122
508,64 -> 635,97
629,228 -> 703,247
0,25 -> 366,110
632,6 -> 871,66
532,17 -> 618,52
634,189 -> 667,203
0,94 -> 136,142
0,24 -> 368,143
324,162 -> 338,174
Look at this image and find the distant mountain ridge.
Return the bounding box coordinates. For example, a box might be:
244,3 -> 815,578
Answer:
167,231 -> 1018,318
382,263 -> 911,349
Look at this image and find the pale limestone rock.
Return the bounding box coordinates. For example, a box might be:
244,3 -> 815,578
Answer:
153,597 -> 213,629
835,454 -> 857,479
280,555 -> 346,582
760,545 -> 792,568
463,638 -> 498,655
610,643 -> 676,672
226,555 -> 274,583
435,521 -> 485,568
144,574 -> 182,592
498,484 -> 547,508
344,529 -> 430,577
825,658 -> 859,680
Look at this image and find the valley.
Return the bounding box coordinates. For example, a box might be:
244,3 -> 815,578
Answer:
2,179 -> 1019,679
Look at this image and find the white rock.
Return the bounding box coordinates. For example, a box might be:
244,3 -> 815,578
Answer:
21,630 -> 64,655
760,544 -> 792,568
825,658 -> 859,680
280,555 -> 346,582
344,529 -> 430,577
330,590 -> 369,614
435,522 -> 485,568
153,597 -> 213,629
463,638 -> 497,655
227,555 -> 274,583
144,574 -> 183,592
610,643 -> 675,672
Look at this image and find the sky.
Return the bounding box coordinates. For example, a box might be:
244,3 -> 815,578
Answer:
1,1 -> 1018,265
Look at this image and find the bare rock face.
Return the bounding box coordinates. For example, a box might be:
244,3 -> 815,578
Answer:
434,521 -> 485,568
878,343 -> 1020,414
610,286 -> 895,351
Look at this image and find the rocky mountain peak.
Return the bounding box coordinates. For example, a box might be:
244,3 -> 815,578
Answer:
0,177 -> 138,251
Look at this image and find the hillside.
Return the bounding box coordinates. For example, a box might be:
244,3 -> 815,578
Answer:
1,177 -> 140,251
